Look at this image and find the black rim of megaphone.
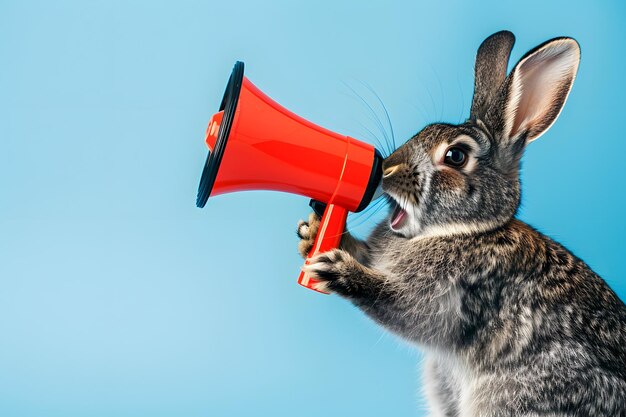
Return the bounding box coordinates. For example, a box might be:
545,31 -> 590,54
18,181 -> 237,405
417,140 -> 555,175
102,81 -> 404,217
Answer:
196,61 -> 245,208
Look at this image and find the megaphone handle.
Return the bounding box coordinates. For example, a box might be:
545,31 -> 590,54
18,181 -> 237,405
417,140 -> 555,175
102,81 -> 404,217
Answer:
297,202 -> 349,294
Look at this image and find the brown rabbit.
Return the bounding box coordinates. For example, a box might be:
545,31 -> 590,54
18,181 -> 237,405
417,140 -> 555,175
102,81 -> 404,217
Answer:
297,31 -> 626,416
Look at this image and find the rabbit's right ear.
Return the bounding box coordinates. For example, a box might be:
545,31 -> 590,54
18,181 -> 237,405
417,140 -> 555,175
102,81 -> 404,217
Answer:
470,31 -> 516,120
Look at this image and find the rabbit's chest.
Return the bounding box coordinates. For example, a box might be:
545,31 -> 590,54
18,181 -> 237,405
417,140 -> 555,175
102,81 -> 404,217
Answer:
370,237 -> 462,278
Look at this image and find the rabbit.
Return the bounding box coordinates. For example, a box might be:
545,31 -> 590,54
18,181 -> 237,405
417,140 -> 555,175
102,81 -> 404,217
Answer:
297,31 -> 626,417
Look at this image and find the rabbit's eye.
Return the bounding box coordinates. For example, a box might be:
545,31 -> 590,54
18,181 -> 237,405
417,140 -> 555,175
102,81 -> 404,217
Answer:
444,147 -> 467,168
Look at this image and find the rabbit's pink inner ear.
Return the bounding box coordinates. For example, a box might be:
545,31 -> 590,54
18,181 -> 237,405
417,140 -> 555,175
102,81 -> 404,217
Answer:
505,38 -> 580,143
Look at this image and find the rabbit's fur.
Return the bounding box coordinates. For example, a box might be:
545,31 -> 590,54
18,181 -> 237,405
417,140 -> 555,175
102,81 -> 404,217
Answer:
298,31 -> 626,416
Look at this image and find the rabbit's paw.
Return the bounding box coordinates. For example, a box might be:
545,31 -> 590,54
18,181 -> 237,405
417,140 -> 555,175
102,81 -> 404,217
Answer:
296,212 -> 321,258
302,249 -> 361,294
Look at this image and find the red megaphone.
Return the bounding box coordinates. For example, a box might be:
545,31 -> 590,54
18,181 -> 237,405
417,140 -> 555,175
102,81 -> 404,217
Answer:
197,62 -> 383,293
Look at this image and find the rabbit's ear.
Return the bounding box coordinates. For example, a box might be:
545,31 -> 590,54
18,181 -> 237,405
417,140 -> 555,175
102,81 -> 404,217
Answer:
470,31 -> 515,120
486,37 -> 580,144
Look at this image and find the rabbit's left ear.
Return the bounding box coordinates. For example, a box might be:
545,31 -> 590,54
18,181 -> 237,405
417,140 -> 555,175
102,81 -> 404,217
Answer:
486,37 -> 580,143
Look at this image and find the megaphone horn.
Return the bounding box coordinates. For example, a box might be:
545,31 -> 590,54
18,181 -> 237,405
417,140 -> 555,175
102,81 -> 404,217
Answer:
197,61 -> 383,293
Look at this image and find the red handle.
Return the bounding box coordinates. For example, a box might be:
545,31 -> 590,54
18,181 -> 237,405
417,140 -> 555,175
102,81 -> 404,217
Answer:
297,203 -> 349,294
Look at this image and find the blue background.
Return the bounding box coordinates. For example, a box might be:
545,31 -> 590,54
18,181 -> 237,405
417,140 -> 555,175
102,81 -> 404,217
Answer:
1,1 -> 624,416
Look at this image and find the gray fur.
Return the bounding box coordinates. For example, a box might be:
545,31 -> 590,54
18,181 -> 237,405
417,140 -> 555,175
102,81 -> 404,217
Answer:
298,32 -> 626,416
470,30 -> 515,120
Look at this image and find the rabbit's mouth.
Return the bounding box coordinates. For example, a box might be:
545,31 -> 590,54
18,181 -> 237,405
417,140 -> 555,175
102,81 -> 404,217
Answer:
390,200 -> 409,231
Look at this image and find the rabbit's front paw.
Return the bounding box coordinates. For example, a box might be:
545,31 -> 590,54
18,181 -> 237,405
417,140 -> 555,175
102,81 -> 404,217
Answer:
302,249 -> 360,294
296,212 -> 321,258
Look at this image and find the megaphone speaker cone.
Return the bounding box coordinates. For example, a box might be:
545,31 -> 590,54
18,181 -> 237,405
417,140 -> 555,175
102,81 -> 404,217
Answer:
197,61 -> 383,293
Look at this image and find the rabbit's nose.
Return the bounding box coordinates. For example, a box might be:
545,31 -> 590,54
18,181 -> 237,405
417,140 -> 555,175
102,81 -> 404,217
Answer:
383,165 -> 401,178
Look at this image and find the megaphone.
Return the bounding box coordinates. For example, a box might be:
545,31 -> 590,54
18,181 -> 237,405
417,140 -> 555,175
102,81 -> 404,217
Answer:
197,62 -> 383,293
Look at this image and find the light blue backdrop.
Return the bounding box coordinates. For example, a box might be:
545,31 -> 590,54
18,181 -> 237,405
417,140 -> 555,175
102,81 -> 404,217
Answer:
1,1 -> 624,416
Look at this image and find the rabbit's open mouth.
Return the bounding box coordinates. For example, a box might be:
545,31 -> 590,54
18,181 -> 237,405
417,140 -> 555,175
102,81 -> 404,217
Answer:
390,200 -> 408,231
